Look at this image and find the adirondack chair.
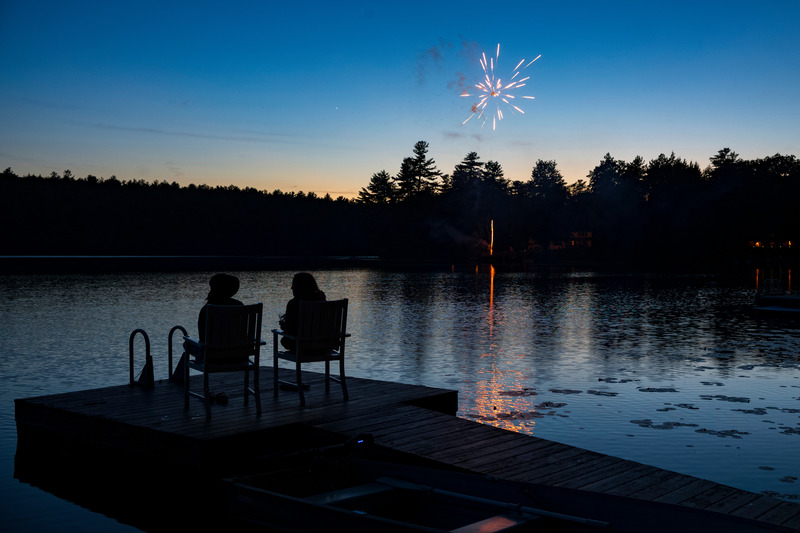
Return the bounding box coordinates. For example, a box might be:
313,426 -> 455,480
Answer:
184,303 -> 264,418
272,299 -> 349,406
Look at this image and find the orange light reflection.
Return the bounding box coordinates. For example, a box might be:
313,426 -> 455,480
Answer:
471,265 -> 539,433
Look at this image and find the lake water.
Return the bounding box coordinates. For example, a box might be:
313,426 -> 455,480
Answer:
2,267 -> 799,531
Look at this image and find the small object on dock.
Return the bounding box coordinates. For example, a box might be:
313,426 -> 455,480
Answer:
214,392 -> 228,405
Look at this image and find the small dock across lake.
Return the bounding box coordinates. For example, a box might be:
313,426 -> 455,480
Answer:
14,369 -> 800,531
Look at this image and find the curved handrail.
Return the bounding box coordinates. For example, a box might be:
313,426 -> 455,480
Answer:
168,325 -> 188,380
129,328 -> 152,387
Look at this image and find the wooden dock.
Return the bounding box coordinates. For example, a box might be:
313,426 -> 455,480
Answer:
14,368 -> 800,531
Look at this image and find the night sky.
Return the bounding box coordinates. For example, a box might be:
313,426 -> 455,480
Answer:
2,0 -> 798,197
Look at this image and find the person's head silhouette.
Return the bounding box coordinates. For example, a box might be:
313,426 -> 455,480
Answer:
207,273 -> 240,301
291,272 -> 321,299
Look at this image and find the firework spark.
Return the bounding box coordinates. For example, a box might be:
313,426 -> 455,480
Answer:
462,44 -> 540,130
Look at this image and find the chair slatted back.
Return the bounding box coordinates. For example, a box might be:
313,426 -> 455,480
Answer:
203,304 -> 263,363
296,299 -> 348,352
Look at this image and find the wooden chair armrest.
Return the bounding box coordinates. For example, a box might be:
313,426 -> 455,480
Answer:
183,336 -> 204,357
272,329 -> 298,340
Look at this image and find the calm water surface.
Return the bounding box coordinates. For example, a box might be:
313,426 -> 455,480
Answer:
2,268 -> 799,531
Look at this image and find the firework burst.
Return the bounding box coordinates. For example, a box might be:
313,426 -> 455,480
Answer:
462,44 -> 540,131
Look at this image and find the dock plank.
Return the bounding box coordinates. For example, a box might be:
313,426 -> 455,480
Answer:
578,463 -> 662,493
702,490 -> 762,515
541,457 -> 632,489
730,495 -> 786,520
754,501 -> 800,528
782,512 -> 800,531
679,484 -> 749,510
627,471 -> 699,501
486,445 -> 593,478
605,469 -> 684,498
653,478 -> 728,505
494,450 -> 602,482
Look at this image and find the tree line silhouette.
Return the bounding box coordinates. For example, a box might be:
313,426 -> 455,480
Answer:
2,141 -> 798,268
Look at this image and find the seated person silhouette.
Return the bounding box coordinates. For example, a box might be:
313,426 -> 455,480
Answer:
197,273 -> 243,342
279,272 -> 327,353
174,273 -> 243,383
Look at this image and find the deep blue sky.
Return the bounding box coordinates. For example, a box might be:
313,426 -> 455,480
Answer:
2,1 -> 798,197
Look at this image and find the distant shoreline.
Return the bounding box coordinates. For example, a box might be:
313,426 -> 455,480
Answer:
0,254 -> 625,274
0,255 -> 384,273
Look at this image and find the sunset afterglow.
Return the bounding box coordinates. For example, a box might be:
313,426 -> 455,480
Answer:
1,1 -> 798,197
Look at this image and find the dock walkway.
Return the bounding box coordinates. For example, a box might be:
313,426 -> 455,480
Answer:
15,368 -> 800,531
